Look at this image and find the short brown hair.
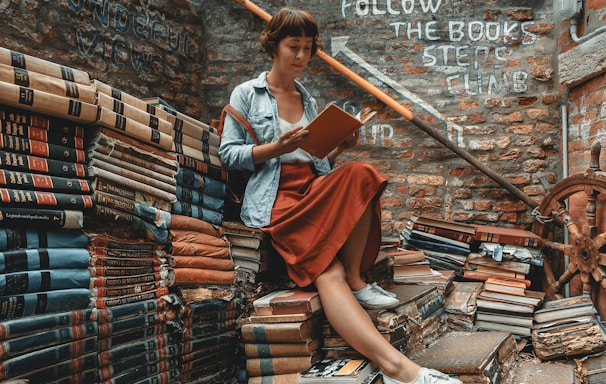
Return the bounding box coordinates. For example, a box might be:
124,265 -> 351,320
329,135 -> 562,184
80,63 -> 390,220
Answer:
260,8 -> 321,58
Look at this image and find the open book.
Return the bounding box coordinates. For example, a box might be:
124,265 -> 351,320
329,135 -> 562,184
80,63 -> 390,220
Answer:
300,104 -> 376,158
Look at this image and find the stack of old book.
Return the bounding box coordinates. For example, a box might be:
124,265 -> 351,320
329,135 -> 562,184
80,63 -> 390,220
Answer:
96,294 -> 183,384
388,248 -> 455,294
464,252 -> 531,286
222,220 -> 272,283
298,358 -> 378,384
87,81 -> 179,245
475,277 -> 545,337
145,97 -> 227,226
374,285 -> 448,356
87,232 -> 174,309
168,214 -> 234,288
241,289 -> 324,383
532,294 -> 606,360
401,216 -> 474,275
0,307 -> 99,382
411,331 -> 518,383
443,281 -> 483,331
178,286 -> 241,383
0,228 -> 92,321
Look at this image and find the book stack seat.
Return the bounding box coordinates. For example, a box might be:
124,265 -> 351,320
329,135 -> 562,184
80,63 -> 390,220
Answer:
401,216 -> 474,276
167,215 -> 235,287
442,281 -> 483,331
242,289 -> 325,383
475,278 -> 545,337
532,294 -> 606,360
178,287 -> 241,383
96,294 -> 182,384
222,220 -> 272,285
410,331 -> 518,383
87,82 -> 180,245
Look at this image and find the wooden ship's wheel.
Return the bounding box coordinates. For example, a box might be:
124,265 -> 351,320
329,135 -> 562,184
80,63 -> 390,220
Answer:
532,140 -> 606,302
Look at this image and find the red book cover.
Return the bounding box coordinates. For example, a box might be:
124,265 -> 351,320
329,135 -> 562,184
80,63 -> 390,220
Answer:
253,289 -> 322,316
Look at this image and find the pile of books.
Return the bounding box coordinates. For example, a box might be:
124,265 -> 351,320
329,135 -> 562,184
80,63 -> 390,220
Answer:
298,358 -> 379,384
475,278 -> 545,337
222,220 -> 271,284
401,216 -> 474,275
389,248 -> 455,294
532,294 -> 606,360
464,252 -> 531,286
442,281 -> 483,331
241,289 -> 324,383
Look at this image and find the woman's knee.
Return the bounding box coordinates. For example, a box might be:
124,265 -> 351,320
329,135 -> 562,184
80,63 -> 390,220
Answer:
316,259 -> 347,285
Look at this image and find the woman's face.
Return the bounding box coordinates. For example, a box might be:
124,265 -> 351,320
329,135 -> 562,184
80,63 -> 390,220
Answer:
273,35 -> 314,78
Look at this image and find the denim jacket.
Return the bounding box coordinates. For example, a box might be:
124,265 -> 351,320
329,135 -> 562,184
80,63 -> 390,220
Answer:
218,72 -> 333,228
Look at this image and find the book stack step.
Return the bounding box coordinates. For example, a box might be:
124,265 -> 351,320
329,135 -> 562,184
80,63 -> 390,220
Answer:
474,278 -> 545,337
242,289 -> 325,383
531,294 -> 606,360
221,220 -> 273,285
410,331 -> 518,383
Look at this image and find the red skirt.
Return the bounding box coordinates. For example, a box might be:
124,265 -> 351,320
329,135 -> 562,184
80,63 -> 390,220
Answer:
262,162 -> 387,287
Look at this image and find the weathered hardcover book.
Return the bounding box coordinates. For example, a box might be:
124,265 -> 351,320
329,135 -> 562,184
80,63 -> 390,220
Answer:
0,268 -> 90,295
169,213 -> 224,236
172,255 -> 234,271
0,82 -> 98,124
95,107 -> 174,151
97,294 -> 176,324
0,207 -> 83,229
175,185 -> 224,210
0,62 -> 96,103
89,150 -> 176,187
244,338 -> 322,358
253,289 -> 322,316
407,218 -> 475,244
0,47 -> 91,85
90,271 -> 173,290
475,319 -> 531,336
478,289 -> 545,307
176,166 -> 226,197
246,355 -> 320,377
89,169 -> 176,207
0,228 -> 88,251
91,177 -> 172,212
102,358 -> 180,384
176,153 -> 227,181
393,261 -> 434,278
93,190 -> 171,229
0,188 -> 93,209
98,348 -> 180,380
161,106 -> 220,137
533,295 -> 596,323
173,130 -> 220,156
170,201 -> 223,226
241,316 -> 322,343
13,353 -> 98,383
98,338 -> 180,367
402,231 -> 470,256
0,247 -> 89,273
0,150 -> 87,178
407,228 -> 471,250
0,288 -> 91,320
173,141 -> 222,167
89,158 -> 176,194
0,118 -> 84,148
0,169 -> 91,193
0,322 -> 98,360
472,224 -> 541,247
298,358 -> 375,384
0,307 -> 96,341
92,281 -> 166,299
0,336 -> 97,380
389,248 -> 427,265
93,80 -> 171,121
173,267 -> 235,286
465,253 -> 530,275
247,373 -> 300,384
86,231 -> 165,251
410,331 -> 516,383
96,92 -> 173,135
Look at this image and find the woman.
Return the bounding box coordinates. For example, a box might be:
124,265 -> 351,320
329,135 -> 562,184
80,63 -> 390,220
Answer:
218,8 -> 462,384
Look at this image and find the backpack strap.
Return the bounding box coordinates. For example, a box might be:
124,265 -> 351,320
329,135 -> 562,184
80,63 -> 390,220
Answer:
219,104 -> 260,145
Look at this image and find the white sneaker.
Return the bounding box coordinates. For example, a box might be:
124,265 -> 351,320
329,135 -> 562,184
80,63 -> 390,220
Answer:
382,368 -> 463,384
353,282 -> 400,309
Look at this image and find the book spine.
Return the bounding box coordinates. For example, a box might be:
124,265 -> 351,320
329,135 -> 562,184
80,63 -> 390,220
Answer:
182,330 -> 238,354
88,150 -> 176,186
90,256 -> 168,268
92,281 -> 166,298
167,110 -> 219,137
0,170 -> 91,193
0,308 -> 96,341
0,207 -> 83,229
97,329 -> 178,352
88,247 -> 162,259
96,92 -> 173,135
90,272 -> 169,288
0,188 -> 93,209
94,288 -> 170,309
412,223 -> 474,243
244,341 -> 319,358
184,309 -> 241,326
1,119 -> 84,148
98,338 -> 179,367
94,80 -> 171,121
0,248 -> 89,273
174,142 -> 222,168
170,201 -> 223,225
97,310 -> 165,338
176,167 -> 226,197
88,142 -> 176,179
0,82 -> 98,124
173,268 -> 235,286
0,150 -> 87,178
172,255 -> 234,271
246,355 -> 317,376
0,47 -> 91,85
88,166 -> 176,204
175,185 -> 224,211
0,228 -> 88,251
476,232 -> 540,247
185,297 -> 240,315
93,205 -> 170,244
18,353 -> 98,383
0,322 -> 98,361
176,153 -> 227,181
91,177 -> 172,212
173,130 -> 219,155
96,107 -> 174,151
88,159 -> 176,194
0,268 -> 90,295
0,62 -> 96,103
99,357 -> 179,383
86,232 -> 160,251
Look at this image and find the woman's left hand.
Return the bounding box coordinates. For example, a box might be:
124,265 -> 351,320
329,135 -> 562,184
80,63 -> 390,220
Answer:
338,128 -> 359,151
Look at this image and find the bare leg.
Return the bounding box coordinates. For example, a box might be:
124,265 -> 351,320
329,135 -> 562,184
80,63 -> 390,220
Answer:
339,203 -> 373,291
314,259 -> 421,382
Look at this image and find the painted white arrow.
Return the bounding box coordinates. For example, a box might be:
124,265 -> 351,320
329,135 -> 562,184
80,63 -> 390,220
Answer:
330,36 -> 465,146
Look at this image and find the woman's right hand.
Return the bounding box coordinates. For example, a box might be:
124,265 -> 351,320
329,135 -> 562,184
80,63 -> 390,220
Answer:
276,126 -> 310,154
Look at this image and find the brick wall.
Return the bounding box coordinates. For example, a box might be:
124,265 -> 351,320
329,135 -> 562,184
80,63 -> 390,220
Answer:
0,0 -> 562,235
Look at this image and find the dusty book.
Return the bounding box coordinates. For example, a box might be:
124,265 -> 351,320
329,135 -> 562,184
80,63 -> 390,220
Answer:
244,338 -> 322,358
406,228 -> 471,250
299,104 -> 375,158
253,289 -> 322,316
93,80 -> 171,121
240,315 -> 322,343
0,118 -> 85,149
96,92 -> 173,135
0,207 -> 83,229
298,358 -> 376,384
393,261 -> 434,278
0,170 -> 92,194
477,289 -> 545,307
483,277 -> 529,296
475,319 -> 532,336
0,149 -> 87,178
0,82 -> 98,124
246,355 -> 321,377
406,218 -> 475,244
533,294 -> 596,324
389,248 -> 426,265
472,224 -> 541,247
